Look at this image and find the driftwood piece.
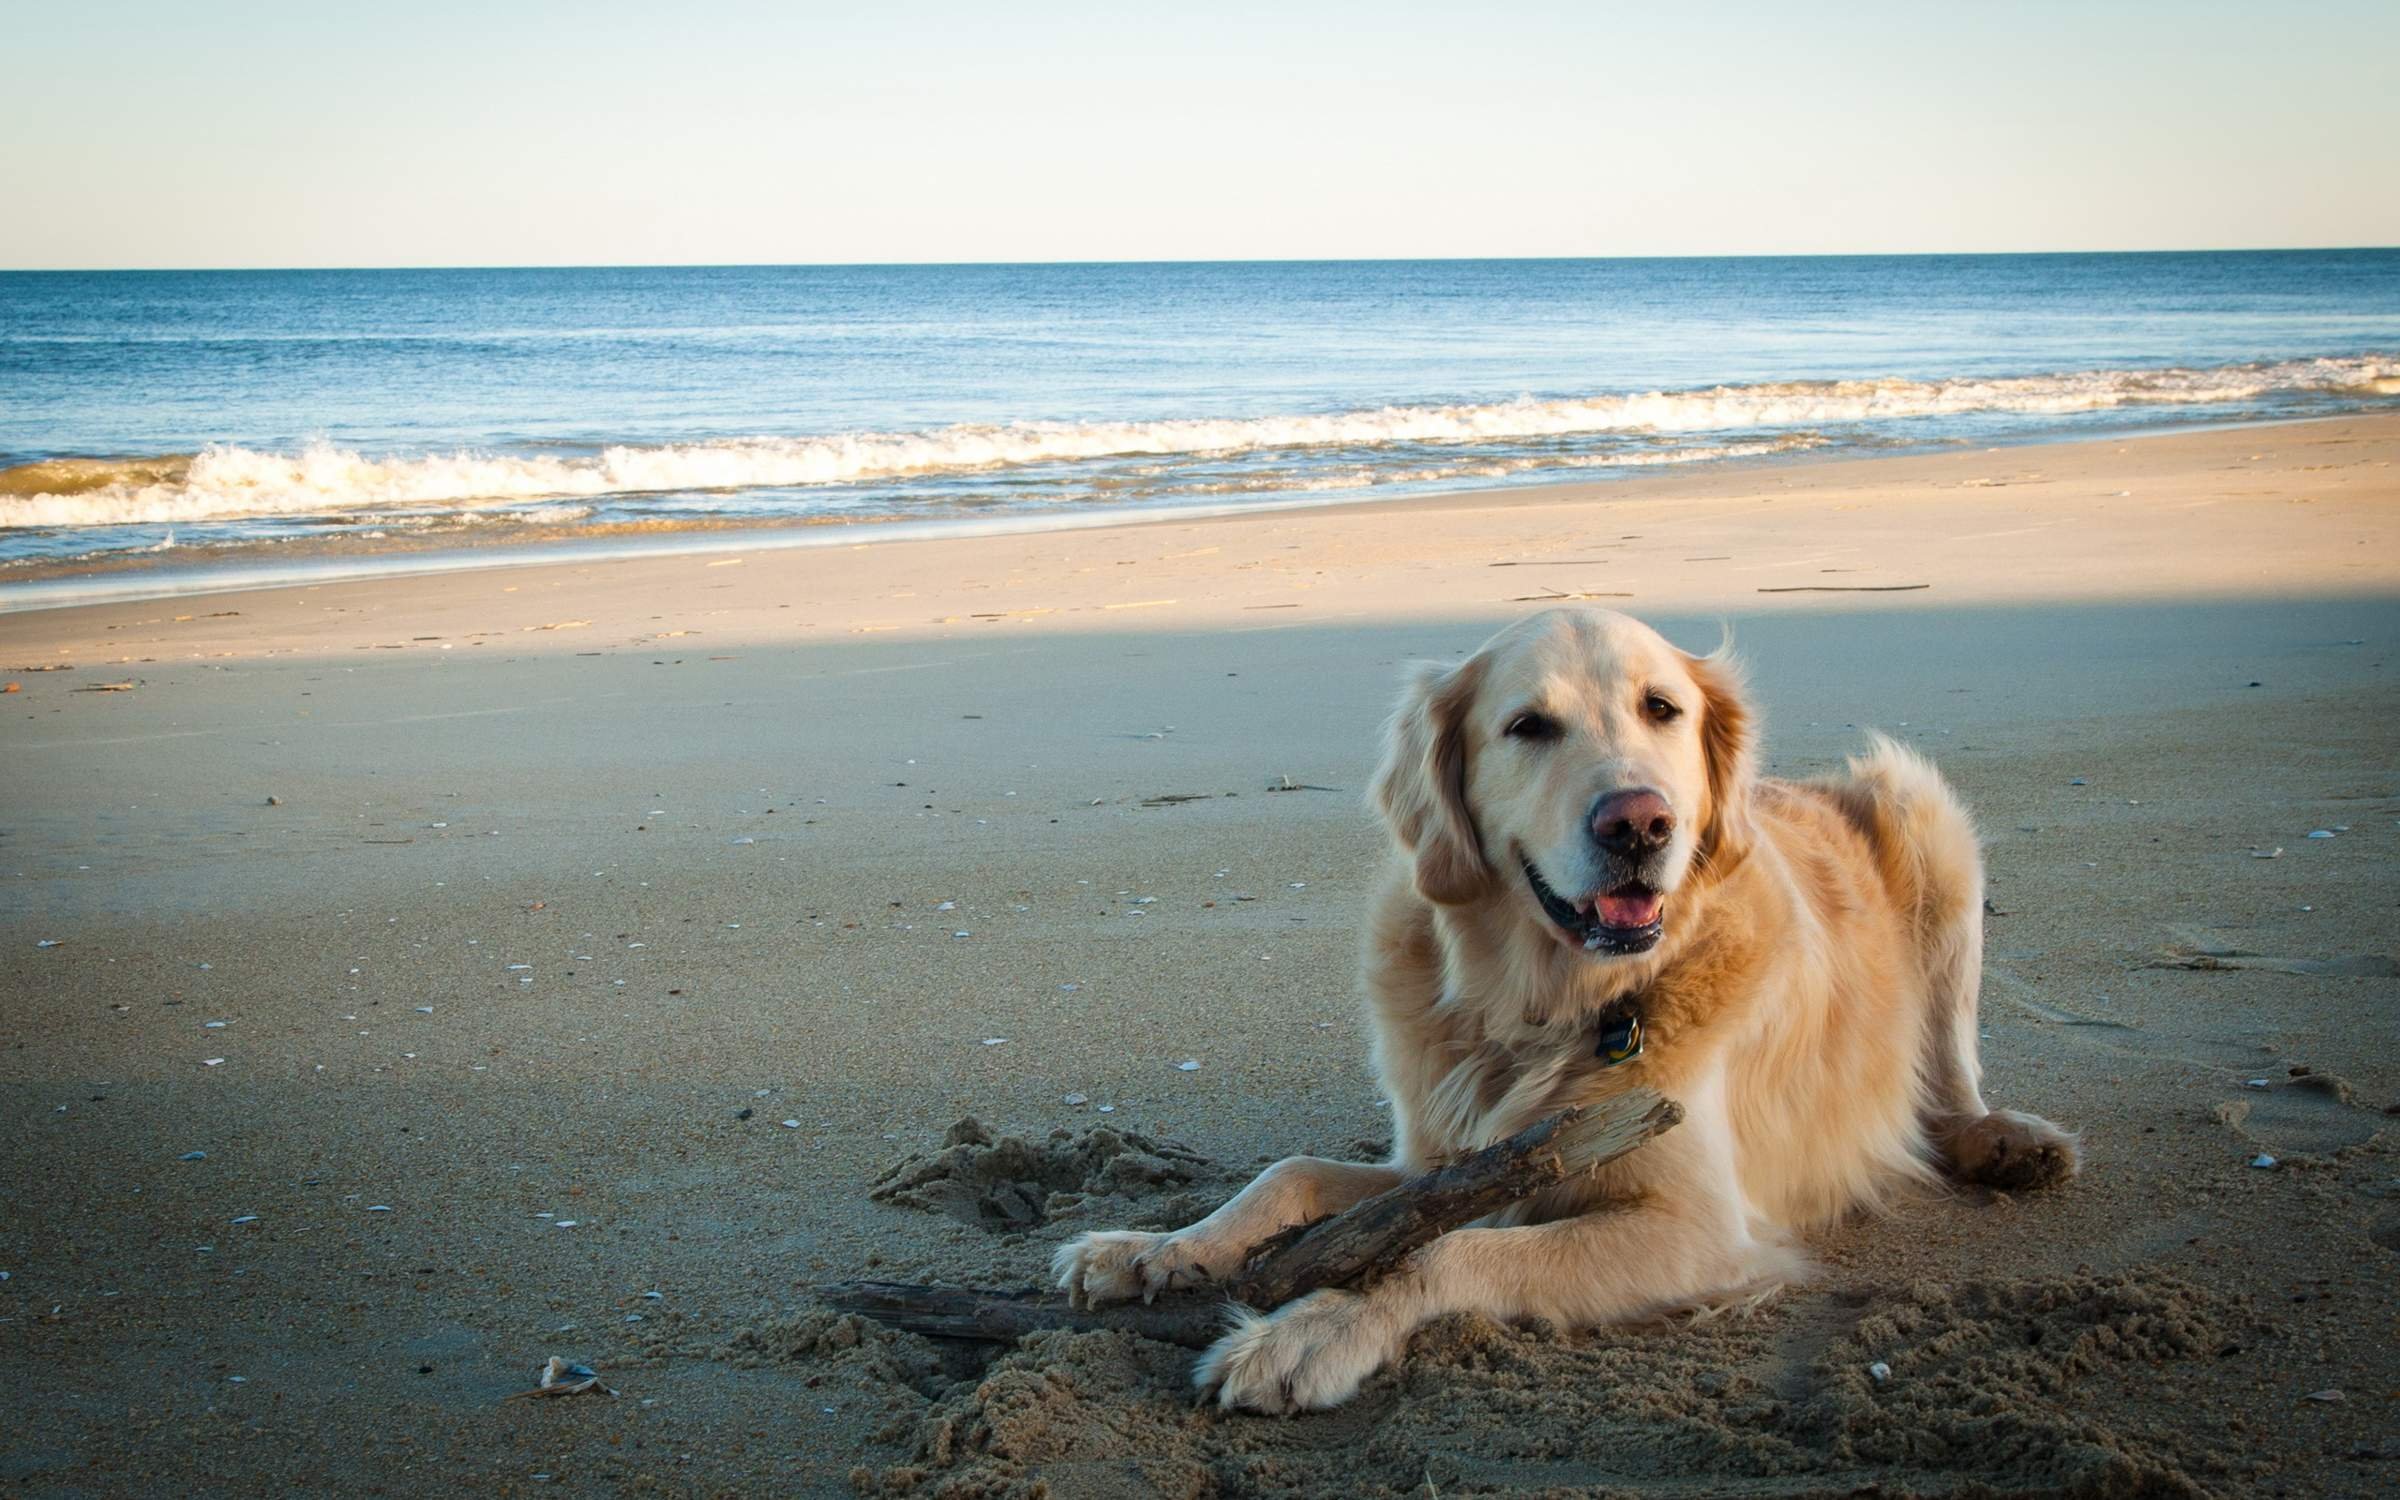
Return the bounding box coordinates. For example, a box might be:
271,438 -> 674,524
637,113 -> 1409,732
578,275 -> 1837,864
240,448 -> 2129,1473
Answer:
823,1088 -> 1681,1348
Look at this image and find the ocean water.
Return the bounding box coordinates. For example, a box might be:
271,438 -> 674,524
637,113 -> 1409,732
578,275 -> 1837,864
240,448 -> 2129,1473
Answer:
3,252 -> 2397,570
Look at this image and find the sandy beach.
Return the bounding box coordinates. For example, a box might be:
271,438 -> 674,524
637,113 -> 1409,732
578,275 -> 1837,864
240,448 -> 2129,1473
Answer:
3,416 -> 2396,1496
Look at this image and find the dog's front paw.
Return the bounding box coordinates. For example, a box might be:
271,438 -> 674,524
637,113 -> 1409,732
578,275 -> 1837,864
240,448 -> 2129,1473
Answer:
1052,1229 -> 1228,1307
1194,1290 -> 1398,1414
1948,1109 -> 2081,1191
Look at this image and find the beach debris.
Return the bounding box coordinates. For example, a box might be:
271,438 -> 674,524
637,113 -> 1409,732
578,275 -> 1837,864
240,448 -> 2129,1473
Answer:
1140,791 -> 1213,807
2245,1078 -> 2271,1090
870,1116 -> 1216,1231
1868,1361 -> 1892,1383
231,1215 -> 258,1224
2306,829 -> 2335,839
75,680 -> 137,692
36,939 -> 61,949
265,795 -> 281,806
2250,1154 -> 2277,1169
2303,1388 -> 2346,1404
202,1058 -> 225,1067
782,1119 -> 802,1129
1063,1093 -> 1089,1107
1175,1059 -> 1200,1071
1267,775 -> 1339,793
2146,947 -> 2396,978
2248,847 -> 2283,859
1756,584 -> 1930,593
504,1356 -> 617,1401
2,683 -> 17,694
836,1092 -> 1682,1347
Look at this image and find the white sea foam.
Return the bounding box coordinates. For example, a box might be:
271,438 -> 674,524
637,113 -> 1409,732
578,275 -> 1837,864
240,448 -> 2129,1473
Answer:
4,355 -> 2390,530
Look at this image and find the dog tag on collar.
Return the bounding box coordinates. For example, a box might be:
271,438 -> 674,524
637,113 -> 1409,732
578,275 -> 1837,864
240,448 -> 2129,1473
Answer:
1596,1012 -> 1644,1066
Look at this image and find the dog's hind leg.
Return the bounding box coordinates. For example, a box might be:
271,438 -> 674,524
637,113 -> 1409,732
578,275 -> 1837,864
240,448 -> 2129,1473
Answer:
1842,735 -> 2081,1191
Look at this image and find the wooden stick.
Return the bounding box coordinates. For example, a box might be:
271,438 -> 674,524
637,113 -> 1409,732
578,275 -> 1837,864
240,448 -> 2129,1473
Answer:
822,1088 -> 1680,1347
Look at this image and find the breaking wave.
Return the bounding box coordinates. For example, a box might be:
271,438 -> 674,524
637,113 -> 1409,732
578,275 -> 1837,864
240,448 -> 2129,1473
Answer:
4,354 -> 2392,531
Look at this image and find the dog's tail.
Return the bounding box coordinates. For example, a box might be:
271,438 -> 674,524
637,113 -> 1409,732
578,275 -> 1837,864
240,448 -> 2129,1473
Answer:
1825,735 -> 1991,1136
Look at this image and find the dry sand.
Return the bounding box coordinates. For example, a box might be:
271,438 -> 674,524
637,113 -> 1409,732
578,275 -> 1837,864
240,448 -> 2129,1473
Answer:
2,416 -> 2396,1497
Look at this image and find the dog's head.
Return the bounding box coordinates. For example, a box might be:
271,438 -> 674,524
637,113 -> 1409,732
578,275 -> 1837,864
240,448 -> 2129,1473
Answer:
1372,608 -> 1756,962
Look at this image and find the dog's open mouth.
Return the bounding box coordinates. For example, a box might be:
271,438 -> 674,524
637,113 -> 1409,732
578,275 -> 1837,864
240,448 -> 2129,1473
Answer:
1524,861 -> 1664,954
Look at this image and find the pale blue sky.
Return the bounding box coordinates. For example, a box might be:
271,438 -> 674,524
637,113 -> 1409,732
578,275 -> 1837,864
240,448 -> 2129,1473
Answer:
4,1 -> 2394,269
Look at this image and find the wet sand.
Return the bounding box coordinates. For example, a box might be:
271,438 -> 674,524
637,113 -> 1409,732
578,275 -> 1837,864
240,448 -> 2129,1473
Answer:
2,416 -> 2396,1496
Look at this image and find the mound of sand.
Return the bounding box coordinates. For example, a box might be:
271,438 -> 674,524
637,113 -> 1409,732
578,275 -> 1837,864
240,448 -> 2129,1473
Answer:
870,1117 -> 1231,1233
836,1271 -> 2259,1498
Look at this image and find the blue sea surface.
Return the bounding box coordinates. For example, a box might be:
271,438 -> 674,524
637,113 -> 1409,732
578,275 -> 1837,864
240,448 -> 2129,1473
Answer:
2,252 -> 2396,567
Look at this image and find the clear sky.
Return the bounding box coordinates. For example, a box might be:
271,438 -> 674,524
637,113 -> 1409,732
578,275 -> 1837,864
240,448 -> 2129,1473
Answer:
4,0 -> 2395,269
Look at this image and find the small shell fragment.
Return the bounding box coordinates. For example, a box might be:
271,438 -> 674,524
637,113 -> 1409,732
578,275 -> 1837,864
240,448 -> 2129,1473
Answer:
2249,1153 -> 2277,1169
1868,1361 -> 1892,1383
504,1355 -> 617,1401
1175,1059 -> 1200,1072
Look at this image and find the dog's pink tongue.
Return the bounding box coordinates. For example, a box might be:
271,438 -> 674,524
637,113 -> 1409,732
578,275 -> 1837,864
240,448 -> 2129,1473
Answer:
1595,891 -> 1662,928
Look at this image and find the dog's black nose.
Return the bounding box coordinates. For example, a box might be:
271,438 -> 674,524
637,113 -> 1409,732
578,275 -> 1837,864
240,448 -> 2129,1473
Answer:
1590,788 -> 1674,855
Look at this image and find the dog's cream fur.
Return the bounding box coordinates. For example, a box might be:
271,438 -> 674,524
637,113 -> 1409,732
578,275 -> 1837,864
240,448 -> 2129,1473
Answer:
1056,608 -> 2078,1413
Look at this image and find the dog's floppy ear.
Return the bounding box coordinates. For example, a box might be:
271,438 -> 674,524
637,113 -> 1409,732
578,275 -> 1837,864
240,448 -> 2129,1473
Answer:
1372,655 -> 1493,905
1686,641 -> 1758,884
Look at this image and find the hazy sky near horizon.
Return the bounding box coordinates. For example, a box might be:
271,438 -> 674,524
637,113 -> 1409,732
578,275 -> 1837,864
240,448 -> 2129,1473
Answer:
5,1 -> 2395,270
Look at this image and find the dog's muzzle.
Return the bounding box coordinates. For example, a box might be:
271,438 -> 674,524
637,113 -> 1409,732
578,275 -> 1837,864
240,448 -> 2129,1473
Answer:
1524,860 -> 1664,954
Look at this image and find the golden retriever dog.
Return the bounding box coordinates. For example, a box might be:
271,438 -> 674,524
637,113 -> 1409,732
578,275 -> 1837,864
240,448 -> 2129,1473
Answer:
1055,606 -> 2078,1413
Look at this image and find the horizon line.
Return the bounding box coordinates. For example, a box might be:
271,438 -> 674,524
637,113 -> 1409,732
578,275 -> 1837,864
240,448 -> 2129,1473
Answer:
6,244 -> 2398,276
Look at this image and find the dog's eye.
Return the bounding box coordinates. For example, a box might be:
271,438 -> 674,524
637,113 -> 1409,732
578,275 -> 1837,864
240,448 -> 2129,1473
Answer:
1504,710 -> 1561,742
1643,693 -> 1682,724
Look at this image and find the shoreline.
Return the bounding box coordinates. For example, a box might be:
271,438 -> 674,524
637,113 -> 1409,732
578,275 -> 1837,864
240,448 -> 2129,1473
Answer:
0,410 -> 2382,617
